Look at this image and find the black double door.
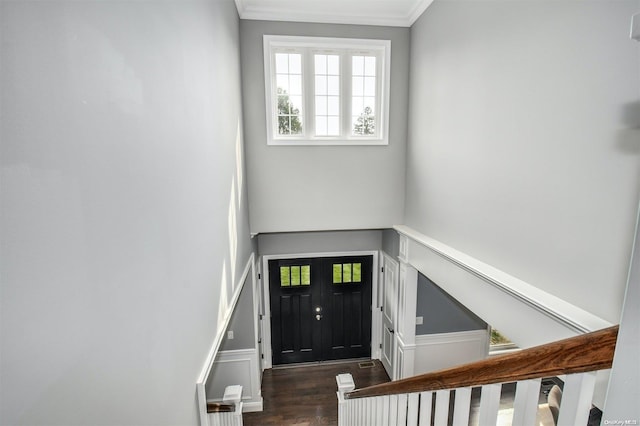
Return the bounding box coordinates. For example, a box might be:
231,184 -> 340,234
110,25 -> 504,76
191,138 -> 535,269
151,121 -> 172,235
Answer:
269,255 -> 372,365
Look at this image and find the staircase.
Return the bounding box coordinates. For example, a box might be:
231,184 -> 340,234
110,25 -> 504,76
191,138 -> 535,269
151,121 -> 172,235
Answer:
336,326 -> 618,426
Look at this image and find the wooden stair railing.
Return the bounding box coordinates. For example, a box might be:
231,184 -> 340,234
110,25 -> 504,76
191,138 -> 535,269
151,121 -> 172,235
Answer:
337,325 -> 619,426
348,325 -> 618,399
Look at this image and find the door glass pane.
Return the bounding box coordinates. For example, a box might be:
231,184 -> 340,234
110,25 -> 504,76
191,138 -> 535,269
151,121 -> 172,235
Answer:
353,263 -> 361,282
291,266 -> 301,286
301,265 -> 311,285
333,264 -> 342,284
343,263 -> 352,283
280,266 -> 290,287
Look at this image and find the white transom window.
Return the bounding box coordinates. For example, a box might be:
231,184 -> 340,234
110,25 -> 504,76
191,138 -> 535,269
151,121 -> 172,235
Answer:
263,35 -> 391,146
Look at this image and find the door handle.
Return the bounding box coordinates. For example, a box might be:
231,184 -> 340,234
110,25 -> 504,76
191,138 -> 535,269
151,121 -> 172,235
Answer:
316,314 -> 323,321
387,326 -> 394,334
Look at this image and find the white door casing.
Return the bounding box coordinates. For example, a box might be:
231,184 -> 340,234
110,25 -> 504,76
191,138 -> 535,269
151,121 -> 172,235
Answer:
380,252 -> 399,379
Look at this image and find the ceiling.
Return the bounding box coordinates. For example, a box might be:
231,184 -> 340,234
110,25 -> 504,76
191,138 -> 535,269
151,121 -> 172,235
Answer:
234,0 -> 435,27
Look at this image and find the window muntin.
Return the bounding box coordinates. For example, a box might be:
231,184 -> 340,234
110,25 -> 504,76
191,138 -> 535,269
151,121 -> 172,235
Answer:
264,36 -> 390,145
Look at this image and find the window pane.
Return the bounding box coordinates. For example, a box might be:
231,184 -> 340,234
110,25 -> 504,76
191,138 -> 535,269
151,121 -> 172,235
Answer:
275,53 -> 288,73
315,55 -> 327,74
328,76 -> 339,96
289,54 -> 302,74
316,97 -> 327,115
352,97 -> 364,116
364,56 -> 376,76
333,264 -> 342,283
328,96 -> 340,115
352,76 -> 364,97
316,116 -> 327,136
278,95 -> 291,113
328,117 -> 339,135
328,55 -> 340,75
277,75 -> 289,93
352,56 -> 364,75
280,266 -> 290,286
291,266 -> 301,286
289,95 -> 303,112
289,75 -> 302,95
301,265 -> 311,285
364,77 -> 376,97
343,263 -> 352,283
316,76 -> 327,95
364,97 -> 376,113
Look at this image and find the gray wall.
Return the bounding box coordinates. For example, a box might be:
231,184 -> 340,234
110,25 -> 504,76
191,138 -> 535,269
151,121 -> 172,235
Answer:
220,273 -> 256,351
241,20 -> 409,234
258,230 -> 382,256
416,274 -> 487,335
405,0 -> 640,325
381,228 -> 400,259
0,1 -> 254,424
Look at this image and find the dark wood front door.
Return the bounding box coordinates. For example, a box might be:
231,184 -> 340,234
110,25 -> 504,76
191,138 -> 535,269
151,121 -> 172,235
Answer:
269,255 -> 372,365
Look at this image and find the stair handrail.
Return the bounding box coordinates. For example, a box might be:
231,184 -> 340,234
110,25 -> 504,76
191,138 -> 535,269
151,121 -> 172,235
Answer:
346,325 -> 618,400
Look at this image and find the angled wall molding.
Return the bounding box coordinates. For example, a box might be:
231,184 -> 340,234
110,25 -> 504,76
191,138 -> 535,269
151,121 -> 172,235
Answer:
394,225 -> 612,337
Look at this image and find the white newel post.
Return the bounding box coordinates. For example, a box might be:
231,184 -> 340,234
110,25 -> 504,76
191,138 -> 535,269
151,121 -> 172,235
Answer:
210,385 -> 244,426
336,374 -> 355,426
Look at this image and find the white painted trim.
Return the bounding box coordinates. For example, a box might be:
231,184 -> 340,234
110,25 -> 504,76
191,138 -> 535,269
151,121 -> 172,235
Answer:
263,35 -> 390,146
196,253 -> 256,426
261,250 -> 379,368
407,0 -> 435,26
393,225 -> 611,334
414,329 -> 489,346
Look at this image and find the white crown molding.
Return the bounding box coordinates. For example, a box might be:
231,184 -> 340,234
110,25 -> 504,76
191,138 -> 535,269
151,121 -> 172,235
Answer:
408,0 -> 435,26
233,0 -> 436,28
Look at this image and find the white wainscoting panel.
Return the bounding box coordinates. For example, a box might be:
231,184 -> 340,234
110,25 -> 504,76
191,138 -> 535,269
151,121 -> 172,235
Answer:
206,348 -> 263,412
414,329 -> 489,375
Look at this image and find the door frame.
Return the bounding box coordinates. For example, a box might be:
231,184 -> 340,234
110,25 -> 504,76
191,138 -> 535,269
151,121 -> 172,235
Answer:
261,250 -> 379,369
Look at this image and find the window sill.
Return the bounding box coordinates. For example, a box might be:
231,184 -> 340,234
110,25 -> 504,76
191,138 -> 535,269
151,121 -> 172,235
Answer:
267,138 -> 388,146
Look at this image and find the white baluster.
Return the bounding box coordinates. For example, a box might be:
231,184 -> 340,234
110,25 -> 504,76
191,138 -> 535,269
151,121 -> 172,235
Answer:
382,395 -> 391,426
397,394 -> 409,425
512,378 -> 542,426
452,387 -> 472,426
419,392 -> 433,426
434,390 -> 450,426
478,383 -> 502,426
389,394 -> 399,425
407,393 -> 420,426
557,372 -> 596,426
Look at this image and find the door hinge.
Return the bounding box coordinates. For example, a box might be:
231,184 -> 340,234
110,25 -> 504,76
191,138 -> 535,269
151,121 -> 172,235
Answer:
261,354 -> 264,359
379,343 -> 382,349
380,306 -> 384,312
381,266 -> 384,273
259,314 -> 263,320
258,273 -> 262,279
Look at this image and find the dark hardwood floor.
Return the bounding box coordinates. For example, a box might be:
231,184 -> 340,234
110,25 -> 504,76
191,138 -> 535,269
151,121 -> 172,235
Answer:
243,359 -> 390,426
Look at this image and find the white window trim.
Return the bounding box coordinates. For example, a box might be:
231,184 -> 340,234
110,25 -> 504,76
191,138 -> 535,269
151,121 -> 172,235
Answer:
263,35 -> 391,146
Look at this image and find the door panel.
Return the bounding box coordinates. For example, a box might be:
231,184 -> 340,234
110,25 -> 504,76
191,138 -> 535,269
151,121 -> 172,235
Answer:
269,258 -> 322,365
270,255 -> 373,365
380,254 -> 398,378
322,256 -> 372,361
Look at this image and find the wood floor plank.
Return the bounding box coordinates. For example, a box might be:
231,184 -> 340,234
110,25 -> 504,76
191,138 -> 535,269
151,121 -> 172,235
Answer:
243,360 -> 390,426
